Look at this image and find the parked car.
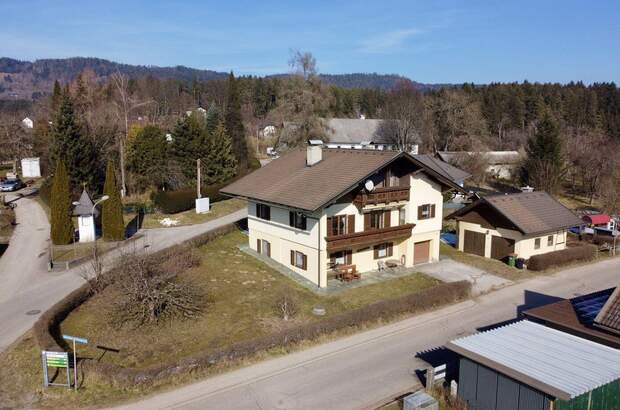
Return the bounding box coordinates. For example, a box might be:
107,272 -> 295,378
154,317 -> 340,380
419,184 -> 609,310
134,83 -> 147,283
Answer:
0,178 -> 25,192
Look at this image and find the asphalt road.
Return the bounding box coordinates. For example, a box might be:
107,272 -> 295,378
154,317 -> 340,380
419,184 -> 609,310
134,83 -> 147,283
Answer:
0,197 -> 247,352
112,257 -> 620,410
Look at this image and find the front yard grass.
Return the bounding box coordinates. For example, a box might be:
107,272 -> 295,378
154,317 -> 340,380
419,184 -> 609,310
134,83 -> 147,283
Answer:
137,198 -> 246,229
0,228 -> 443,408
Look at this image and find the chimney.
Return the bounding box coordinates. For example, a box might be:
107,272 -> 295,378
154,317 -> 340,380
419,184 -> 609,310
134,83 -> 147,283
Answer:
307,140 -> 323,166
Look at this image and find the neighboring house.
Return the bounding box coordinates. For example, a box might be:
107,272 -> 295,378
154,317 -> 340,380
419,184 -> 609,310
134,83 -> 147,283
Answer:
21,117 -> 34,129
323,118 -> 395,150
524,287 -> 620,349
436,151 -> 522,180
221,142 -> 465,288
582,213 -> 616,231
185,107 -> 207,117
448,192 -> 582,261
446,320 -> 620,410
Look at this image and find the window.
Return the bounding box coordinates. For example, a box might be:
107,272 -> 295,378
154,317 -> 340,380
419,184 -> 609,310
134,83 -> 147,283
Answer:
330,250 -> 352,267
289,211 -> 307,230
373,242 -> 393,259
547,235 -> 554,247
399,208 -> 406,225
256,239 -> 270,257
556,232 -> 565,244
290,250 -> 307,270
417,204 -> 436,220
534,238 -> 541,249
328,215 -> 354,237
370,211 -> 384,229
256,203 -> 270,220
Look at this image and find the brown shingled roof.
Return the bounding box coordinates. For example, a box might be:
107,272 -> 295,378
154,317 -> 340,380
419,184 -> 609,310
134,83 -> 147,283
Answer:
595,287 -> 620,334
220,148 -> 464,211
450,191 -> 582,236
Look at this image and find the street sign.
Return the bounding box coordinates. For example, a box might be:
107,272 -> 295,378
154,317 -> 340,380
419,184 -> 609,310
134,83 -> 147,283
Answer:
42,351 -> 71,388
44,351 -> 68,368
63,335 -> 88,344
62,334 -> 88,391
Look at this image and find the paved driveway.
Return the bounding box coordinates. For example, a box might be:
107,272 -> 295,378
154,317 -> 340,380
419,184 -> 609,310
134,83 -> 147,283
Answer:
0,201 -> 247,352
416,258 -> 512,295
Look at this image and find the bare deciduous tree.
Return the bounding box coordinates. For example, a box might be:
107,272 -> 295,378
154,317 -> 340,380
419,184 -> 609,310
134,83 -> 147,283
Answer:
274,294 -> 298,321
288,50 -> 317,80
377,80 -> 426,152
110,71 -> 154,196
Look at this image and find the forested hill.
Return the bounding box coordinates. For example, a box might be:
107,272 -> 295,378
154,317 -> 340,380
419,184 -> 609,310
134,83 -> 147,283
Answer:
0,57 -> 436,100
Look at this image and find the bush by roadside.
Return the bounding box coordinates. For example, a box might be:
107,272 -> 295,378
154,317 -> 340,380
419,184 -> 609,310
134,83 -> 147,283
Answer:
527,244 -> 597,271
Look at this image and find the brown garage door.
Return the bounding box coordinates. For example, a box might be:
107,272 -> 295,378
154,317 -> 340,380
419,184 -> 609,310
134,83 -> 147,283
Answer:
463,230 -> 485,257
414,240 -> 431,264
491,236 -> 515,261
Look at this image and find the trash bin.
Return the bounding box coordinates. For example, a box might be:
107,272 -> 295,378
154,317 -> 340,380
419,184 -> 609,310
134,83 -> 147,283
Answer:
507,254 -> 516,267
516,258 -> 525,269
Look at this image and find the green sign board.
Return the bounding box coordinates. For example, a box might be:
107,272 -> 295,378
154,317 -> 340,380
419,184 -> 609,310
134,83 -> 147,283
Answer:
45,352 -> 68,368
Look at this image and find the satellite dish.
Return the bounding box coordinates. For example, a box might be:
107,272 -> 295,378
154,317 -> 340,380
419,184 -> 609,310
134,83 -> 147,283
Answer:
364,180 -> 375,192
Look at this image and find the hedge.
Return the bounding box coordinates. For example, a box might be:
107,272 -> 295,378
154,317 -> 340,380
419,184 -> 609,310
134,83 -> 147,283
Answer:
35,276 -> 471,386
527,244 -> 597,271
151,189 -> 196,214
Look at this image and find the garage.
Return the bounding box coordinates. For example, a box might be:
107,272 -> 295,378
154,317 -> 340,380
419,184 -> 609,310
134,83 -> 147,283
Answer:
414,240 -> 431,264
463,230 -> 485,257
491,236 -> 514,261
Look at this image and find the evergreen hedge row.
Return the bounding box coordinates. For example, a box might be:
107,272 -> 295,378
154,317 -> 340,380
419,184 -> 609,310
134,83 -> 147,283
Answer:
527,244 -> 597,271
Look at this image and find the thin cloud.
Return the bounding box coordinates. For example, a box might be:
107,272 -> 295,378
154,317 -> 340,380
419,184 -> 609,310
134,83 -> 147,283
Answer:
359,28 -> 423,53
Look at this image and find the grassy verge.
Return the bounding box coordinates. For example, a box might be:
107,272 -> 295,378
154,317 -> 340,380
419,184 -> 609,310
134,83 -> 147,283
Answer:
137,198 -> 246,229
0,229 -> 449,408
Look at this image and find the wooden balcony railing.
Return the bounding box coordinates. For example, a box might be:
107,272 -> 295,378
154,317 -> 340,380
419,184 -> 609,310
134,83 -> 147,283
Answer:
353,186 -> 410,208
326,223 -> 414,252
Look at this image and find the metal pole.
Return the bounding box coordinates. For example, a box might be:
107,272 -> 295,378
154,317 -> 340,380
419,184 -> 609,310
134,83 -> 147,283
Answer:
42,352 -> 48,387
197,159 -> 201,199
73,339 -> 77,391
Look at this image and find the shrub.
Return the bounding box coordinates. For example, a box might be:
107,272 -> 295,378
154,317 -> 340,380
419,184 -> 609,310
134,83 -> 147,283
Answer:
527,245 -> 597,271
50,161 -> 73,245
102,161 -> 125,241
152,189 -> 196,214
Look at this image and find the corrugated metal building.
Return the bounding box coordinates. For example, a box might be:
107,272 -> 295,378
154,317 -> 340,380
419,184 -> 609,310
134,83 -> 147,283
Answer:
446,321 -> 620,410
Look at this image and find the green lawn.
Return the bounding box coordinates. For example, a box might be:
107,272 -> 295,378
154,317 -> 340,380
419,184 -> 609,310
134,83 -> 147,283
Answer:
0,229 -> 442,409
138,198 -> 246,229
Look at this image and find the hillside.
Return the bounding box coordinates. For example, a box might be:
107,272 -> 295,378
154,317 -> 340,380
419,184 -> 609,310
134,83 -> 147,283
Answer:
0,56 -> 440,100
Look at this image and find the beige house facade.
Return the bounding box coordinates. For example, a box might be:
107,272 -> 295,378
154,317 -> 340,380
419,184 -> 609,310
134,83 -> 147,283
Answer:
224,144 -> 465,288
449,192 -> 581,261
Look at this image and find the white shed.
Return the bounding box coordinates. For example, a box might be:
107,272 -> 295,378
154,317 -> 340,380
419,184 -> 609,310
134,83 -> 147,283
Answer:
21,157 -> 41,178
72,189 -> 98,243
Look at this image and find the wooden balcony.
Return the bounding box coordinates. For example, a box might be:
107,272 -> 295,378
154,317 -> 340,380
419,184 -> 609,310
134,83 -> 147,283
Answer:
353,186 -> 410,208
326,223 -> 414,252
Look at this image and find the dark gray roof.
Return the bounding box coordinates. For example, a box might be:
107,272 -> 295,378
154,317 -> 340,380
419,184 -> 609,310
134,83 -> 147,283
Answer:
595,287 -> 620,333
449,191 -> 582,236
324,118 -> 388,144
413,154 -> 471,184
73,189 -> 98,217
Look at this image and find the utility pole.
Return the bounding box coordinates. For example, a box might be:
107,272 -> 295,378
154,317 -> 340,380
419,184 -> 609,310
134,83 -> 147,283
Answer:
196,158 -> 201,199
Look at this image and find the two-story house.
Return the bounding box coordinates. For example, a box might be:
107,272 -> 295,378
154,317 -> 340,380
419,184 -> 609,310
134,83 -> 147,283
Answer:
221,142 -> 467,288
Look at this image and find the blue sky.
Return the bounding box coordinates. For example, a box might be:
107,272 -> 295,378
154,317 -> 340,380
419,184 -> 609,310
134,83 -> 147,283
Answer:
1,0 -> 619,84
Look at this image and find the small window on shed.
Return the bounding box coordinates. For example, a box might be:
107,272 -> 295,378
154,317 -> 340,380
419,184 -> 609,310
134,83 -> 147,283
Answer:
547,235 -> 554,246
534,238 -> 541,249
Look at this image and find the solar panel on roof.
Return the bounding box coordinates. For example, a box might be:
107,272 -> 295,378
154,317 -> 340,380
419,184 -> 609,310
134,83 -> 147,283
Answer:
571,289 -> 614,325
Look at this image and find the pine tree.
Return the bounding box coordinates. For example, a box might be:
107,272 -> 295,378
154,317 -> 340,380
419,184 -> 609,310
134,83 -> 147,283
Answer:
51,80 -> 62,111
523,113 -> 564,193
101,161 -> 125,241
169,114 -> 208,181
205,103 -> 220,136
50,161 -> 74,245
205,122 -> 237,184
50,93 -> 102,191
225,72 -> 249,170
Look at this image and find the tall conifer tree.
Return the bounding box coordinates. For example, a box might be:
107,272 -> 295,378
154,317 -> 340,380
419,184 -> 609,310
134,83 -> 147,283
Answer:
101,161 -> 125,241
225,72 -> 248,170
50,161 -> 73,245
205,122 -> 237,184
